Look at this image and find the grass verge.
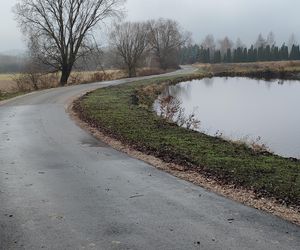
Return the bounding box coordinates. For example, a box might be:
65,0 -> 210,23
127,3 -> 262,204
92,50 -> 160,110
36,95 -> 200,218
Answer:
73,64 -> 300,208
0,91 -> 27,102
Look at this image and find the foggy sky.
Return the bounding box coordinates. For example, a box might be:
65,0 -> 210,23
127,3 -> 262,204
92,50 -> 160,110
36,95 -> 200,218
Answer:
1,0 -> 299,53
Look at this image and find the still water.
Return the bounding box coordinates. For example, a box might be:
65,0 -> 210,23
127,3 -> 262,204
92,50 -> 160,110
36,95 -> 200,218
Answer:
155,77 -> 300,158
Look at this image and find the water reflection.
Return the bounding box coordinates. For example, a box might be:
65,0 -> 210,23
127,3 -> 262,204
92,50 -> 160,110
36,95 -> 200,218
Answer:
155,77 -> 300,158
203,78 -> 214,87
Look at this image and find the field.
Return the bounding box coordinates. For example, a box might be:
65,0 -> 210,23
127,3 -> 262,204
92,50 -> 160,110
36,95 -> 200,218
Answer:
195,60 -> 300,75
0,67 -> 167,95
0,73 -> 18,92
0,70 -> 124,93
73,61 -> 300,209
2,61 -> 298,92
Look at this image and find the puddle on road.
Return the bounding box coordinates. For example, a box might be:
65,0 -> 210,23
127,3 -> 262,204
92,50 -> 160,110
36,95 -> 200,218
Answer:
80,137 -> 108,148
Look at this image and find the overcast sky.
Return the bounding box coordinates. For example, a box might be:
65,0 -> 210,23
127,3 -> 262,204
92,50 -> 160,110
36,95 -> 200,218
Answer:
1,0 -> 299,53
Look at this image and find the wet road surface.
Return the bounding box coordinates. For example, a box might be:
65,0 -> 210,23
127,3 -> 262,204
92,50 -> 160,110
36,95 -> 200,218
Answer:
0,67 -> 299,249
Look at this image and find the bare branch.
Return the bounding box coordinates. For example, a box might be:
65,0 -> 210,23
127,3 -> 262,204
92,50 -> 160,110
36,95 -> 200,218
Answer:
110,21 -> 148,77
14,0 -> 125,85
147,19 -> 189,69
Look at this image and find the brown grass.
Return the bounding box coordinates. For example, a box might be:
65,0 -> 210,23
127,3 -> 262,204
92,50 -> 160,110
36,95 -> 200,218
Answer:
195,60 -> 300,75
0,67 -> 169,93
0,70 -> 125,93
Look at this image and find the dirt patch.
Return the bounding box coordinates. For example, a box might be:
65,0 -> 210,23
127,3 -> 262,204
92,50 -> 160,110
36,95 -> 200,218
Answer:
68,99 -> 300,226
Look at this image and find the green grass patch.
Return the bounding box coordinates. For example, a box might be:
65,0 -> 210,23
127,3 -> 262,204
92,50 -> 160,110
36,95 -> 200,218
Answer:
74,69 -> 300,207
0,91 -> 25,101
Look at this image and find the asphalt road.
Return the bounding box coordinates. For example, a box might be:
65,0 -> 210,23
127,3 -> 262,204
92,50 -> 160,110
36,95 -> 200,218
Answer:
0,67 -> 299,250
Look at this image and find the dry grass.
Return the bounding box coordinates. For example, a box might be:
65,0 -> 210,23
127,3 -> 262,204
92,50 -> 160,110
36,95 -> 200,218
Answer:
0,70 -> 125,93
0,80 -> 15,92
0,67 -> 168,93
69,69 -> 126,85
195,60 -> 300,75
0,74 -> 18,92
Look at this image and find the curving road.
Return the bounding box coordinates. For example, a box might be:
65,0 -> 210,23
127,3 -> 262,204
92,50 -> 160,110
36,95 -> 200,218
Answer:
0,67 -> 299,250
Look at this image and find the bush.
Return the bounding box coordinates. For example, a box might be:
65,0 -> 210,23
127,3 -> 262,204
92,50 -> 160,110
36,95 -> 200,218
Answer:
91,72 -> 111,82
13,72 -> 60,91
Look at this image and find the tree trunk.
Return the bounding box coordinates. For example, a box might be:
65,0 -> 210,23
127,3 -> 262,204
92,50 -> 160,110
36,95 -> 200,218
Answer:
60,68 -> 71,86
158,57 -> 168,70
128,66 -> 136,78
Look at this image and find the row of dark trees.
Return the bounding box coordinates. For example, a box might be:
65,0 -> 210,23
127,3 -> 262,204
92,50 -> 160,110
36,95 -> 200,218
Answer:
180,44 -> 300,64
180,33 -> 300,64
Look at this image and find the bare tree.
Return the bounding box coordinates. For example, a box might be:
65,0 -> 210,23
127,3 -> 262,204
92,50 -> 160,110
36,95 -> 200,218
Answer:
13,36 -> 50,91
218,36 -> 233,55
255,33 -> 267,48
266,31 -> 276,46
158,95 -> 200,130
14,0 -> 125,86
13,61 -> 42,91
288,33 -> 297,51
110,22 -> 148,77
201,34 -> 216,50
235,37 -> 246,48
147,19 -> 189,69
201,34 -> 216,61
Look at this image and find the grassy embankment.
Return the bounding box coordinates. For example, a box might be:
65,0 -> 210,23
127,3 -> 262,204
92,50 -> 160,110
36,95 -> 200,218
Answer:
74,61 -> 300,207
0,91 -> 27,101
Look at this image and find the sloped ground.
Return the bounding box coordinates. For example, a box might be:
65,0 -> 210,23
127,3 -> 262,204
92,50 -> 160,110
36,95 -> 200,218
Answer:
74,65 -> 300,223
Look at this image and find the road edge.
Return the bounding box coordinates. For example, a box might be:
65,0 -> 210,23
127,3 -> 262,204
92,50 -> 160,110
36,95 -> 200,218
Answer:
67,92 -> 300,226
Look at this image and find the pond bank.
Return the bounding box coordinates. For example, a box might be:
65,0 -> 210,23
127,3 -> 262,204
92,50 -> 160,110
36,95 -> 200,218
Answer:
154,77 -> 300,159
73,63 -> 300,224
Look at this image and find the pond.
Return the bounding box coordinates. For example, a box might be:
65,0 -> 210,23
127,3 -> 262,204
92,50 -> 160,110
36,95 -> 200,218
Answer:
154,77 -> 300,159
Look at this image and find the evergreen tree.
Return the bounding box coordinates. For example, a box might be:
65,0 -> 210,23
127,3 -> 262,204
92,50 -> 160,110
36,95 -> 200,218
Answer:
205,48 -> 211,63
289,44 -> 300,60
213,50 -> 221,63
198,46 -> 211,63
243,48 -> 248,62
265,45 -> 271,61
271,45 -> 280,61
224,48 -> 232,63
253,48 -> 258,61
279,44 -> 289,60
247,45 -> 254,62
178,34 -> 300,64
257,46 -> 264,61
234,47 -> 243,62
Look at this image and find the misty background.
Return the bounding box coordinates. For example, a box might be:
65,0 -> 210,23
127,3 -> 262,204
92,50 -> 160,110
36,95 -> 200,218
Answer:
0,0 -> 299,54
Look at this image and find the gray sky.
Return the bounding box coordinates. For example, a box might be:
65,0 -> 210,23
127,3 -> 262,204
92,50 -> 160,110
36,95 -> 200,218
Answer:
1,0 -> 299,53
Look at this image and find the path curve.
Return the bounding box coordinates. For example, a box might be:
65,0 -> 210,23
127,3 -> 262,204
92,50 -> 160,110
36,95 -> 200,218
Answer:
0,66 -> 299,250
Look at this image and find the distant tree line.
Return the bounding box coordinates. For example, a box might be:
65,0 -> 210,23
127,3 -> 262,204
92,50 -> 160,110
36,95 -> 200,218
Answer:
180,33 -> 300,64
